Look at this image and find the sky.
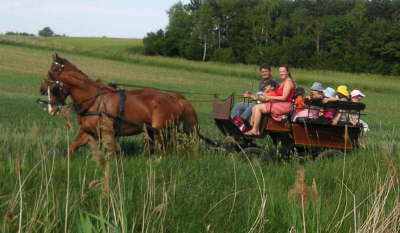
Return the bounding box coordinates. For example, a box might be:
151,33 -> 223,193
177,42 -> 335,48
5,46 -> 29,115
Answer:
0,0 -> 190,38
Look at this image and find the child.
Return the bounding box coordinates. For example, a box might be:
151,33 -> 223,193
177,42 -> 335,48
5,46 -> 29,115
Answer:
349,89 -> 368,148
293,87 -> 305,113
232,79 -> 278,132
331,85 -> 350,125
349,90 -> 369,132
292,82 -> 324,121
321,87 -> 336,120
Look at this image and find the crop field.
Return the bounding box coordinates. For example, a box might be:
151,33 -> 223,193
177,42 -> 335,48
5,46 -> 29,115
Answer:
0,37 -> 399,233
0,35 -> 143,56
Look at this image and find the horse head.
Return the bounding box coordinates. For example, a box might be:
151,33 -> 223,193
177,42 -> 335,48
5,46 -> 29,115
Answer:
39,71 -> 70,115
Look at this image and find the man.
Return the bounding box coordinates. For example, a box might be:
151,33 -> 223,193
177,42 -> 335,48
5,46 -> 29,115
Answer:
258,63 -> 274,92
231,64 -> 277,132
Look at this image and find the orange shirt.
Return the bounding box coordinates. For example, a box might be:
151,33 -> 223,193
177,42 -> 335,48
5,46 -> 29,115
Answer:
265,90 -> 277,96
294,96 -> 305,112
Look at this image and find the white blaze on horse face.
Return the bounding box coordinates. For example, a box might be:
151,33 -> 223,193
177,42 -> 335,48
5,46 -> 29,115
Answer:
47,86 -> 53,115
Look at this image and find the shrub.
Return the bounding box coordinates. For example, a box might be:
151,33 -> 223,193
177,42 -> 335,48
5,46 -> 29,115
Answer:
143,30 -> 165,55
211,48 -> 236,63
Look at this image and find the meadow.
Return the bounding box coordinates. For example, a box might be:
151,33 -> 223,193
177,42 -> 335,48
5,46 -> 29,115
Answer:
0,36 -> 399,233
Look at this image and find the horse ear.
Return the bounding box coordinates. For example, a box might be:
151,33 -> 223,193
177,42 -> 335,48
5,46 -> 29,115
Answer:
53,53 -> 60,61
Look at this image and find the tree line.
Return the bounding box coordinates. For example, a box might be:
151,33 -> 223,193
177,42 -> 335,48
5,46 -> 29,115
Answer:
4,27 -> 64,37
143,0 -> 400,75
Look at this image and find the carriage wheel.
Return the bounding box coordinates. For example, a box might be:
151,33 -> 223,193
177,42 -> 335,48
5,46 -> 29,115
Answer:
316,149 -> 344,160
237,147 -> 273,163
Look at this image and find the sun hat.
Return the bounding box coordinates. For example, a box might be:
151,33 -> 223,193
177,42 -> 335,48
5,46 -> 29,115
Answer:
323,87 -> 336,98
336,85 -> 350,98
311,82 -> 324,92
351,90 -> 365,98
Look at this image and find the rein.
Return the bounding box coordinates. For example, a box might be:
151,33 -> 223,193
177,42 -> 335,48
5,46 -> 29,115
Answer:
36,99 -> 66,106
108,82 -> 246,103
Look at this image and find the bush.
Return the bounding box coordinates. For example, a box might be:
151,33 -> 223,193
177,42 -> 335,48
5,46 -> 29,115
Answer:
182,37 -> 204,60
143,30 -> 166,55
211,48 -> 237,63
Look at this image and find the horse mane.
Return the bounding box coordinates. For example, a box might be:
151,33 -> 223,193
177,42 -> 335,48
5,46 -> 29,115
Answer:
60,71 -> 115,92
54,54 -> 116,91
54,55 -> 88,77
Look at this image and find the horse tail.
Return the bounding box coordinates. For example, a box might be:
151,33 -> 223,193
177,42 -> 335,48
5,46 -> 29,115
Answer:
181,102 -> 199,135
167,92 -> 220,146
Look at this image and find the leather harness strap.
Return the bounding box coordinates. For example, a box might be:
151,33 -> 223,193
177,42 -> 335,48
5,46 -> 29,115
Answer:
79,89 -> 144,130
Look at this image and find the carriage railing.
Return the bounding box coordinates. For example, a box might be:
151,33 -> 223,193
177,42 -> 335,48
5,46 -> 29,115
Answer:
294,99 -> 366,126
212,94 -> 235,120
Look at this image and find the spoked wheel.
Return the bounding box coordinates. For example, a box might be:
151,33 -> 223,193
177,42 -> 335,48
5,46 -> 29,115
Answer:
316,149 -> 344,160
237,147 -> 274,163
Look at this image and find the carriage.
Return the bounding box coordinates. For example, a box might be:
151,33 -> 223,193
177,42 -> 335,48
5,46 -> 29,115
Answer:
211,94 -> 366,161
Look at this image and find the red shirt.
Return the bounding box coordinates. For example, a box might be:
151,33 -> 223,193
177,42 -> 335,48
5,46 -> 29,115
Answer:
274,82 -> 295,102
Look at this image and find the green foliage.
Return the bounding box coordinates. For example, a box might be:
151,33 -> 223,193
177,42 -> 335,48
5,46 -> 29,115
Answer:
143,29 -> 165,55
5,31 -> 35,36
143,0 -> 400,75
212,48 -> 236,63
38,26 -> 54,37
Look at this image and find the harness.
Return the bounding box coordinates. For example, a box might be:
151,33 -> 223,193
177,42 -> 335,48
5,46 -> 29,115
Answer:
39,81 -> 145,132
77,88 -> 144,133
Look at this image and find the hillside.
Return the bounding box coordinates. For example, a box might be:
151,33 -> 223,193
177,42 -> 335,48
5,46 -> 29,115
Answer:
0,37 -> 399,233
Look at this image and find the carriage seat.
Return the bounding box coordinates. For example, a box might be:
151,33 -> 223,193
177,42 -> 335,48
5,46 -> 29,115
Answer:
304,99 -> 366,111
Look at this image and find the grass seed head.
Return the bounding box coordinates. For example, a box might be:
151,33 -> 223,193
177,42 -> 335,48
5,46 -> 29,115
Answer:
288,167 -> 319,205
60,106 -> 73,130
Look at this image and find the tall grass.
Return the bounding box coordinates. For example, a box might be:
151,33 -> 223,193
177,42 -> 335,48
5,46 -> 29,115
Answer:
1,130 -> 399,232
0,39 -> 399,232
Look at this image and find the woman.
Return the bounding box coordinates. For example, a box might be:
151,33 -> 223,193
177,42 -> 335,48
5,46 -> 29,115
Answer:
244,65 -> 295,135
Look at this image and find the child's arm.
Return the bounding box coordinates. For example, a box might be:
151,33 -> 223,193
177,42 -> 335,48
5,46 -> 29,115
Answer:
322,97 -> 339,104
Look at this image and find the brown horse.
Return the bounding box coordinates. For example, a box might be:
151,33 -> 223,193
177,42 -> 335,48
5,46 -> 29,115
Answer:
41,55 -> 198,158
46,54 -> 198,135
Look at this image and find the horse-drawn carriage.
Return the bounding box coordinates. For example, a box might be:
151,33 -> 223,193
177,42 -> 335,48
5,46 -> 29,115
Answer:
39,54 -> 366,162
211,95 -> 366,161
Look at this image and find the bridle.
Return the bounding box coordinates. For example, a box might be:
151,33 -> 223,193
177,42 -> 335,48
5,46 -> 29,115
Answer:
36,79 -> 69,115
51,61 -> 65,73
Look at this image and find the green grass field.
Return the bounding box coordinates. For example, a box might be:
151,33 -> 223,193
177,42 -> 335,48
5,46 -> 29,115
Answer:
0,37 -> 399,233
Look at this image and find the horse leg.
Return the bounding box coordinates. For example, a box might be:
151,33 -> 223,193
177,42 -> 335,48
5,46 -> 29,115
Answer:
143,124 -> 156,154
67,129 -> 90,160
